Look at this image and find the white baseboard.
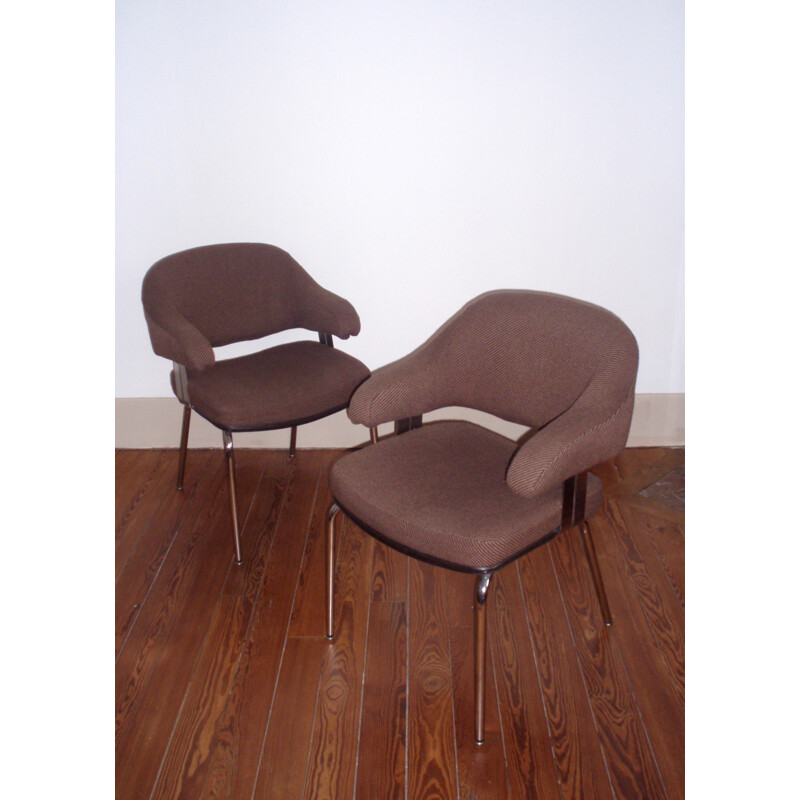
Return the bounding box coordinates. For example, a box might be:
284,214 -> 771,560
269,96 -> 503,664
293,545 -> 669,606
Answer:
116,394 -> 684,449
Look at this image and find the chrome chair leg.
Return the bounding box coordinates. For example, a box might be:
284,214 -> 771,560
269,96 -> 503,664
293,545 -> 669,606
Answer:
289,425 -> 298,458
474,572 -> 493,744
581,521 -> 612,626
369,426 -> 379,444
222,430 -> 243,564
177,405 -> 191,489
326,502 -> 340,639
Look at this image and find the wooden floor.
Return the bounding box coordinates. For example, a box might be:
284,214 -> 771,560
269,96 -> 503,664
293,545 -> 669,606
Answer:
116,444 -> 684,800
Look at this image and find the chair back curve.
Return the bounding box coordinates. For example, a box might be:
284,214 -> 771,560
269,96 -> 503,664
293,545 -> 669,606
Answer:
141,242 -> 361,358
352,289 -> 638,431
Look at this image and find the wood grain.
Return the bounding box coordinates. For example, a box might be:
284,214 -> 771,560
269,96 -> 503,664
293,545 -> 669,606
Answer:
407,560 -> 459,800
251,636 -> 327,800
198,451 -> 324,800
489,565 -> 563,799
115,447 -> 684,800
517,549 -> 616,800
115,449 -> 215,656
550,527 -> 669,800
354,601 -> 407,800
302,519 -> 375,800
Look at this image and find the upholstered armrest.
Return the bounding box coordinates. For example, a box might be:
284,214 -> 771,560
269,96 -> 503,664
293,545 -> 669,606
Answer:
347,346 -> 443,426
505,386 -> 635,498
295,282 -> 362,340
143,308 -> 215,371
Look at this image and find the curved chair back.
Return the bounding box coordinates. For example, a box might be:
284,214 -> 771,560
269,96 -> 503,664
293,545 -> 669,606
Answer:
142,242 -> 360,359
348,290 -> 639,497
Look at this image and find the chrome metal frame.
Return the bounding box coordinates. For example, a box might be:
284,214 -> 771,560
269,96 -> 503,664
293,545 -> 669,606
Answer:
289,425 -> 298,458
326,502 -> 340,639
562,472 -> 612,626
369,426 -> 379,444
177,404 -> 191,490
474,572 -> 493,744
223,430 -> 243,564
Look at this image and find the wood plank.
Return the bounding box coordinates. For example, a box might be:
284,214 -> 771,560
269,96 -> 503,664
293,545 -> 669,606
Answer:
115,449 -> 215,656
220,450 -> 296,603
588,505 -> 685,799
371,540 -> 409,603
115,457 -> 229,745
287,450 -> 338,637
406,560 -> 459,800
251,637 -> 327,800
516,550 -> 616,800
620,504 -> 685,607
446,569 -> 476,629
449,620 -> 510,800
605,448 -> 685,497
549,527 -> 669,800
149,595 -> 250,800
115,449 -> 170,572
302,519 -> 375,800
115,450 -> 267,800
489,565 -> 563,800
115,449 -> 163,530
197,451 -> 325,800
354,601 -> 407,800
606,501 -> 685,704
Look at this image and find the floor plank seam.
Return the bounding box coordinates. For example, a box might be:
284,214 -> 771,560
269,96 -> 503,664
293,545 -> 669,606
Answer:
545,544 -> 619,800
248,463 -> 323,800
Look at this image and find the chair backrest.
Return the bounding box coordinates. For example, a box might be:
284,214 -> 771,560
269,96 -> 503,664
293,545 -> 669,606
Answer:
351,289 -> 638,431
142,242 -> 343,348
435,290 -> 638,429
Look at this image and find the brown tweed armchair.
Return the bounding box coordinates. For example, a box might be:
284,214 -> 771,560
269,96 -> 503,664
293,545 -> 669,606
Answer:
325,289 -> 638,744
141,243 -> 370,563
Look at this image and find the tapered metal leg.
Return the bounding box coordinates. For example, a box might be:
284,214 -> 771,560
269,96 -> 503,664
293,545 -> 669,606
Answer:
177,405 -> 191,490
369,426 -> 379,444
326,502 -> 340,639
581,521 -> 612,626
222,431 -> 242,565
474,572 -> 493,745
289,425 -> 298,458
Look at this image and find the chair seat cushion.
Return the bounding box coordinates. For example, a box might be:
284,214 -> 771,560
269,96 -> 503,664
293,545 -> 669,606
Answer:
176,341 -> 370,430
329,421 -> 603,572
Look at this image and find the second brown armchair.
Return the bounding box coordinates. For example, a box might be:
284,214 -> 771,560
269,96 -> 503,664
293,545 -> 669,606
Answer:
325,289 -> 639,744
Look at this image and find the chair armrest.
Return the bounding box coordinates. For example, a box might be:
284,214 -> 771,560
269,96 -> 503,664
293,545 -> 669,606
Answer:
347,346 -> 442,426
294,281 -> 361,340
505,386 -> 635,498
143,308 -> 215,371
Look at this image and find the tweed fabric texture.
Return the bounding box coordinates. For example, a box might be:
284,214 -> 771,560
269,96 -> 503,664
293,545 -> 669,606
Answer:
142,243 -> 361,371
172,341 -> 370,430
347,290 -> 638,499
329,421 -> 603,571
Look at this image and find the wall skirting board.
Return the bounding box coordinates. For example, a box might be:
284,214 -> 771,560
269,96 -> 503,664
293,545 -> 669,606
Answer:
115,393 -> 684,450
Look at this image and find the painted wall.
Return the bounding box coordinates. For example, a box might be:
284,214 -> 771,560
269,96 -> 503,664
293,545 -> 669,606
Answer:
116,0 -> 684,400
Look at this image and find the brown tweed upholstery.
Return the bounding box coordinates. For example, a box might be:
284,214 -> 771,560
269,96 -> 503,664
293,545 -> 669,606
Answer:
142,242 -> 369,431
173,341 -> 370,431
347,290 -> 638,499
329,421 -> 603,571
332,289 -> 637,572
142,243 -> 362,372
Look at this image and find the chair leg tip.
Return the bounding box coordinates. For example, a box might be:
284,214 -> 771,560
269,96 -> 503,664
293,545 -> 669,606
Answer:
474,738 -> 485,746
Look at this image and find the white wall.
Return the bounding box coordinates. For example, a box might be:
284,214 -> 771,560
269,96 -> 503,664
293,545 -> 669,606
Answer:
116,0 -> 683,404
